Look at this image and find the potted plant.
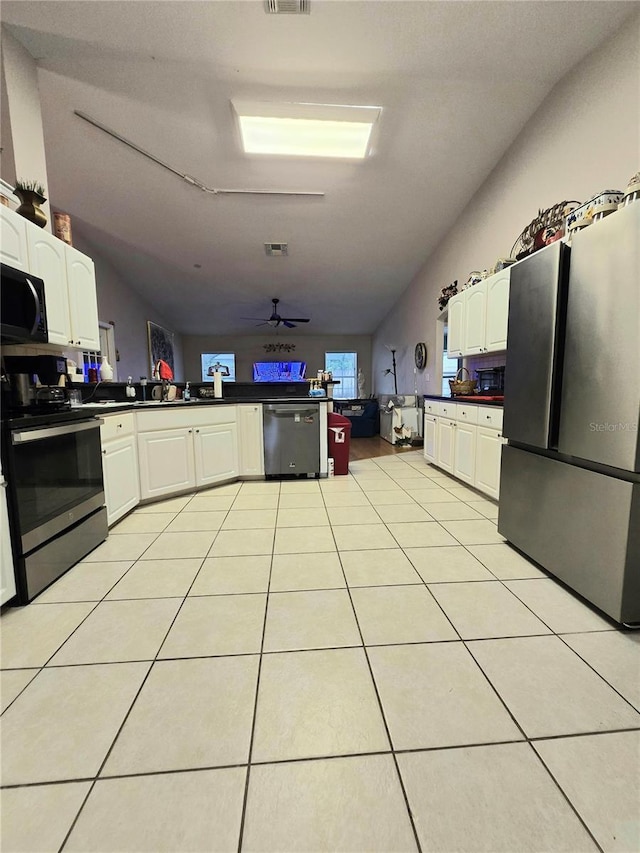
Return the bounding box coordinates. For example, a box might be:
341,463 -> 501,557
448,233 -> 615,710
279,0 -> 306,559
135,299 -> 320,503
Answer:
14,179 -> 47,228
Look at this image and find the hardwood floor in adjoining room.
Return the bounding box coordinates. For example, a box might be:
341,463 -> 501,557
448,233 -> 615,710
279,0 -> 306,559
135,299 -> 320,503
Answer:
349,437 -> 420,462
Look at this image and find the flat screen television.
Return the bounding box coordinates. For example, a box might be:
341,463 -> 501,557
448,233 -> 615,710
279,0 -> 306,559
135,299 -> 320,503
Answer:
252,361 -> 307,382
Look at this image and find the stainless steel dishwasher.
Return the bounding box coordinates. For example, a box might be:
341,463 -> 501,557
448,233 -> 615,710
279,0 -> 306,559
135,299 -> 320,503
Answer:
263,403 -> 321,477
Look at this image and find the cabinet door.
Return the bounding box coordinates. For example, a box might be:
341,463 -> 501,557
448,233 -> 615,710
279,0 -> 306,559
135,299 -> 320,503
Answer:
424,415 -> 438,463
26,227 -> 72,346
238,405 -> 264,476
138,428 -> 196,500
453,422 -> 476,485
474,426 -> 506,500
65,246 -> 100,349
102,436 -> 140,525
0,207 -> 29,271
437,418 -> 455,473
1,473 -> 17,606
447,294 -> 465,357
485,269 -> 510,353
194,422 -> 238,487
463,281 -> 487,355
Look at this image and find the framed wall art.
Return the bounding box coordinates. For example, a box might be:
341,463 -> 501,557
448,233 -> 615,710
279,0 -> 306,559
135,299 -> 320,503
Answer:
147,321 -> 175,377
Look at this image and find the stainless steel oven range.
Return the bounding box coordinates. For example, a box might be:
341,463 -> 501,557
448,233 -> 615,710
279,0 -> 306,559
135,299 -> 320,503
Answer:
1,409 -> 108,604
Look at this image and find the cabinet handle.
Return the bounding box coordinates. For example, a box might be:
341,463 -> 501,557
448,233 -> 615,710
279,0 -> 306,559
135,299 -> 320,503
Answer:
102,449 -> 106,455
188,429 -> 192,433
195,429 -> 200,433
498,433 -> 502,438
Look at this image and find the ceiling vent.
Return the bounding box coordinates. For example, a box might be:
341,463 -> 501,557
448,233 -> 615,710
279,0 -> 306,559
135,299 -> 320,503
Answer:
265,243 -> 289,256
264,0 -> 310,14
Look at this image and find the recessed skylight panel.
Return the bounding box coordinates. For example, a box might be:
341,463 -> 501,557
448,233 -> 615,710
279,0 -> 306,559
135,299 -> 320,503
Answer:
232,101 -> 381,159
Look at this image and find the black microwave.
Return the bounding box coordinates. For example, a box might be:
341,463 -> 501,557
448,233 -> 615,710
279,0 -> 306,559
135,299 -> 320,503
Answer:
1,263 -> 48,343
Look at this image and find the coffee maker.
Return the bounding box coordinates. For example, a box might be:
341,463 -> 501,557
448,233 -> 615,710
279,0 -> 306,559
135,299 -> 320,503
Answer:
1,354 -> 70,411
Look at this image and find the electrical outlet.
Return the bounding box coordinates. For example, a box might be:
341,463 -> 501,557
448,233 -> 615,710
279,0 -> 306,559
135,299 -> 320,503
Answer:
425,373 -> 430,381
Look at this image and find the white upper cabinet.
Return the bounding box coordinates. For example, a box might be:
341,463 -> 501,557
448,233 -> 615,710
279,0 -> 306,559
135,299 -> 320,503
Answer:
463,281 -> 487,354
0,206 -> 29,270
25,227 -> 71,346
3,208 -> 100,350
447,268 -> 511,357
484,269 -> 510,352
65,246 -> 100,349
446,293 -> 465,357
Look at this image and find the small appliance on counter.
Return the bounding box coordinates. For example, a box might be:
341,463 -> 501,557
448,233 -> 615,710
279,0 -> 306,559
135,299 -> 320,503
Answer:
2,355 -> 71,412
475,366 -> 505,394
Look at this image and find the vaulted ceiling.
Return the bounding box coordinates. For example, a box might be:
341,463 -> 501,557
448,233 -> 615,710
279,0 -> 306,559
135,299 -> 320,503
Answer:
2,1 -> 635,335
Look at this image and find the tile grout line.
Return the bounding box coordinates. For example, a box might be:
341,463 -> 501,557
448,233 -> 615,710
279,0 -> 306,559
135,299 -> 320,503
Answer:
321,485 -> 424,853
55,494 -> 239,853
235,481 -> 280,853
5,725 -> 640,792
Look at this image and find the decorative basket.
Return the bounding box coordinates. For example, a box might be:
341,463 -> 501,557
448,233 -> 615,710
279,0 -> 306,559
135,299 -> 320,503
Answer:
449,367 -> 477,396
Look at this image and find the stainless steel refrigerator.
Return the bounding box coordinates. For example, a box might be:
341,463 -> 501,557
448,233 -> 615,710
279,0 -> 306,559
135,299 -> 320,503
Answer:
498,203 -> 640,625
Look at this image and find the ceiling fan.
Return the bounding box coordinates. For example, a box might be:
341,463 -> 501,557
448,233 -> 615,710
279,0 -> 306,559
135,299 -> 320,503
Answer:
242,298 -> 311,329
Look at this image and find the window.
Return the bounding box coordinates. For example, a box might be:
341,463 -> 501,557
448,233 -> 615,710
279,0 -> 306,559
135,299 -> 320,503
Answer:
201,353 -> 236,382
325,352 -> 357,399
442,329 -> 461,396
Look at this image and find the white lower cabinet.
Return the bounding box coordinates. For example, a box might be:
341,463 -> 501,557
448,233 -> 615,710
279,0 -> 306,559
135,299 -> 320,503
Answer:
138,428 -> 196,500
102,436 -> 140,525
1,460 -> 17,606
194,423 -> 238,486
436,418 -> 455,473
237,404 -> 264,476
453,421 -> 476,485
424,401 -> 504,500
424,414 -> 437,463
136,405 -> 240,501
474,426 -> 506,500
100,413 -> 140,526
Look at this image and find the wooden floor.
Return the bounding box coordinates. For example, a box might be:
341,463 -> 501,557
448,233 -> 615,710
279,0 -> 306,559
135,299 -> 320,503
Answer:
348,436 -> 422,462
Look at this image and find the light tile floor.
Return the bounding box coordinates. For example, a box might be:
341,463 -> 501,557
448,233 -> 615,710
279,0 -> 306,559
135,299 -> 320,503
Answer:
1,451 -> 639,852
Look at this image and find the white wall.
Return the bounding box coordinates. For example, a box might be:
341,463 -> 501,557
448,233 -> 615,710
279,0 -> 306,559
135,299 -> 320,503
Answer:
1,25 -> 51,228
373,14 -> 640,397
182,334 -> 371,393
72,233 -> 184,382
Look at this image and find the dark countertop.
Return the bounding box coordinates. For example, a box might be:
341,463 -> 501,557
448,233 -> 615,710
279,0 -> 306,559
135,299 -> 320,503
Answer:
79,397 -> 328,413
424,394 -> 504,408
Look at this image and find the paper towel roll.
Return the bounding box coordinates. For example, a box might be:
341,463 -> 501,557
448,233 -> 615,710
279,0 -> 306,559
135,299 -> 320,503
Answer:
213,371 -> 223,398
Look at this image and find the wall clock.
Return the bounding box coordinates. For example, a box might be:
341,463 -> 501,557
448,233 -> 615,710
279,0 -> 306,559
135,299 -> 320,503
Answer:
414,342 -> 427,370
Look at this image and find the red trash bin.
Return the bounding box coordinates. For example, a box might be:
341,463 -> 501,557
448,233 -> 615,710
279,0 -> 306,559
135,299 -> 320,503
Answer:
327,412 -> 351,475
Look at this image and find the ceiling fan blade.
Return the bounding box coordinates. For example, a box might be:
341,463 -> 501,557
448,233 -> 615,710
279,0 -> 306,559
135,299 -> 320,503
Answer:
282,320 -> 296,328
281,318 -> 310,323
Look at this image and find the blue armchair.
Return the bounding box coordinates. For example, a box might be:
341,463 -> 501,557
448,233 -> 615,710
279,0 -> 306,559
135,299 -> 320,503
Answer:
343,400 -> 379,438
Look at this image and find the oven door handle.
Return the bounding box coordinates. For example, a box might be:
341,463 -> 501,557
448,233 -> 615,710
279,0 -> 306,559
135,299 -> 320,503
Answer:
11,419 -> 103,444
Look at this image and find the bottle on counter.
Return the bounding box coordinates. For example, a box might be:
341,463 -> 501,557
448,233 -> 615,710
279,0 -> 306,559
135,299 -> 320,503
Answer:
126,377 -> 136,398
184,382 -> 191,401
99,356 -> 113,382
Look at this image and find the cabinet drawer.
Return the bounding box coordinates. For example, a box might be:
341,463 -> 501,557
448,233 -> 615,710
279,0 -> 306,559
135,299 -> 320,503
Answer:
437,401 -> 458,420
456,405 -> 479,425
424,400 -> 439,415
135,404 -> 237,432
100,412 -> 135,443
477,406 -> 504,432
